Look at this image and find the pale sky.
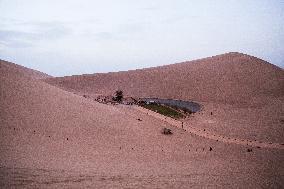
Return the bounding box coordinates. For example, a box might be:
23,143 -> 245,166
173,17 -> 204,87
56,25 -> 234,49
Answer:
0,0 -> 283,76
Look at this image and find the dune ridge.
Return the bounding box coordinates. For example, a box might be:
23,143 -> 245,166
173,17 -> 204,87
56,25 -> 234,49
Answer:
0,59 -> 51,79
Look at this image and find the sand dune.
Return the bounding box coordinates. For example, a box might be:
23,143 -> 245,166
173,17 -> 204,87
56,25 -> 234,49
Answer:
43,52 -> 284,145
44,52 -> 284,104
1,54 -> 284,188
134,106 -> 284,149
0,59 -> 51,79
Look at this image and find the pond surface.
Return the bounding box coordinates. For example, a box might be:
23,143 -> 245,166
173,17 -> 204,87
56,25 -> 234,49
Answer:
140,98 -> 201,113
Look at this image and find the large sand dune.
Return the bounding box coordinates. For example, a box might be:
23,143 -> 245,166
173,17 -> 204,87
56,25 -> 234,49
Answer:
44,52 -> 284,145
44,52 -> 284,104
0,54 -> 284,188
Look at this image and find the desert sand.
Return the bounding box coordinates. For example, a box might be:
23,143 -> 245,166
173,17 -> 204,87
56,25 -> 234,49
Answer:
0,53 -> 284,188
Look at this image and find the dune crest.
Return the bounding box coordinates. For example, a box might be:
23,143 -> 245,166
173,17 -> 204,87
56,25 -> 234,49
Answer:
0,59 -> 51,79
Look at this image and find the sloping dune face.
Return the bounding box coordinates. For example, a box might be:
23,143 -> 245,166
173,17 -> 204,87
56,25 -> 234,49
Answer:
44,52 -> 284,104
42,52 -> 284,145
1,56 -> 284,188
0,60 -> 154,171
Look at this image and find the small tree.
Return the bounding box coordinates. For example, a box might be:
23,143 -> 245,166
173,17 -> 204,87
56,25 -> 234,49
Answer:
114,90 -> 123,102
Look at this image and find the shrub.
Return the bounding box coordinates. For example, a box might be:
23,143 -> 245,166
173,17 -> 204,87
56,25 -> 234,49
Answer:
162,128 -> 172,135
114,90 -> 123,102
181,107 -> 192,114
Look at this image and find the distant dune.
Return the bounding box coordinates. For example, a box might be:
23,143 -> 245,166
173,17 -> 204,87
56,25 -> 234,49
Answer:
43,52 -> 284,144
1,53 -> 283,188
44,52 -> 284,104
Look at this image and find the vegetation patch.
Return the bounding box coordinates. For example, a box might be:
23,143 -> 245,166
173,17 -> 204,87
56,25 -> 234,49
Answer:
141,103 -> 185,119
113,90 -> 123,102
162,128 -> 173,135
170,105 -> 193,115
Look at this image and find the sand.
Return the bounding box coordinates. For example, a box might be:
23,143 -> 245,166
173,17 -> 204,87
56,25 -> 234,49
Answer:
0,53 -> 284,188
134,105 -> 284,149
44,52 -> 284,104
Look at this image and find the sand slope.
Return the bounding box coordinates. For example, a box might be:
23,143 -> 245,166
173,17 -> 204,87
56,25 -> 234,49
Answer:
44,52 -> 284,104
0,59 -> 51,79
1,55 -> 284,188
43,52 -> 284,145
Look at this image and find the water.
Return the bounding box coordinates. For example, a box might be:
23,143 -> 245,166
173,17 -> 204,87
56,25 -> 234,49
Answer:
140,98 -> 201,113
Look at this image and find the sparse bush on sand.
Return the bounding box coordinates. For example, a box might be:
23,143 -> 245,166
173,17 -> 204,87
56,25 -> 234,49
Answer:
162,128 -> 172,135
114,90 -> 123,102
181,107 -> 192,114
